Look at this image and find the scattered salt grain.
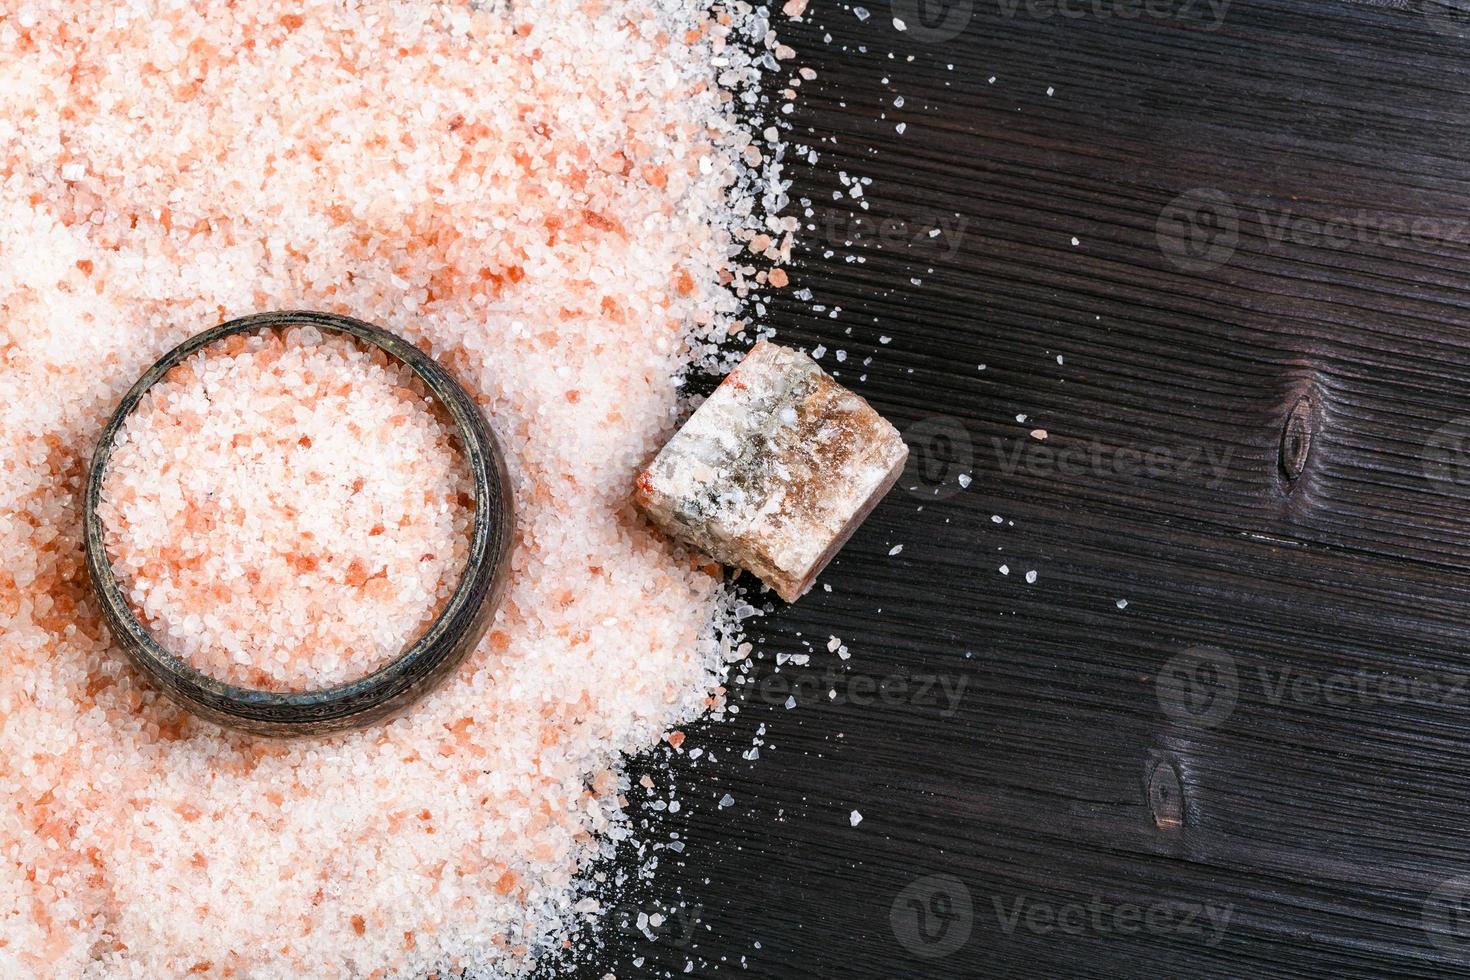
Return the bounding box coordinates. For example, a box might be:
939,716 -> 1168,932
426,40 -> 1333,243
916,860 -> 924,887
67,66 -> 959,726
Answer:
0,1 -> 791,976
1025,570 -> 1038,584
888,544 -> 904,556
850,810 -> 863,827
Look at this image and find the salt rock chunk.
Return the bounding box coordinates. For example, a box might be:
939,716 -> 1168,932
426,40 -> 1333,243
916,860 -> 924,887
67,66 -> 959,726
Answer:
635,340 -> 908,601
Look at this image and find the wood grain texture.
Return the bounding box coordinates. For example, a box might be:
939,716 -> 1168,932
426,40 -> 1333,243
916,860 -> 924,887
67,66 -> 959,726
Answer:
565,1 -> 1470,976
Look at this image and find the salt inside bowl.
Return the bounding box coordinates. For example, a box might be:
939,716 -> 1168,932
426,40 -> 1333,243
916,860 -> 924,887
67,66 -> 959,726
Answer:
83,311 -> 514,735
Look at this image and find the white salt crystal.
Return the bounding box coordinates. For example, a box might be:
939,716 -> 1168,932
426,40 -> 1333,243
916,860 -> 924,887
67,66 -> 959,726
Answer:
101,331 -> 471,692
850,810 -> 863,826
2,2 -> 801,976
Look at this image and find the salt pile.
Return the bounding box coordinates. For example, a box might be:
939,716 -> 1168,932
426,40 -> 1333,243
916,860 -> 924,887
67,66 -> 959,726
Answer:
98,328 -> 473,692
0,1 -> 794,976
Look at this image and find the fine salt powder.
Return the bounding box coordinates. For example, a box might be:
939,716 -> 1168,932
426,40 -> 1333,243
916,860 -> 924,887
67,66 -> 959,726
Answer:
98,328 -> 473,692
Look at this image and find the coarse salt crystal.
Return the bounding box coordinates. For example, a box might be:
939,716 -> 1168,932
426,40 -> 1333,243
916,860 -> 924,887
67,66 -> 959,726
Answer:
0,1 -> 792,975
100,330 -> 472,692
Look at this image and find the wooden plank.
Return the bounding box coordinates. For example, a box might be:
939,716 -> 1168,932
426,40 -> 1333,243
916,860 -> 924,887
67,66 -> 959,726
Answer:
569,1 -> 1470,977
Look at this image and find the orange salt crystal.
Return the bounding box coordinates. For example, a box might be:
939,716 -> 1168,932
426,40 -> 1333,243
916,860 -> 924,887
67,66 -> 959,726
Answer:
99,330 -> 473,692
3,0 -> 789,974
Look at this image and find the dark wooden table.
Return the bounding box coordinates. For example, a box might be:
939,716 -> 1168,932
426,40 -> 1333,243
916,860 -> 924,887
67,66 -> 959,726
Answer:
571,1 -> 1470,976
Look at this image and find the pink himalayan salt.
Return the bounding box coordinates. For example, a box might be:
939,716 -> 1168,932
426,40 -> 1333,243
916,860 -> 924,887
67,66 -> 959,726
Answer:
0,1 -> 792,977
98,327 -> 473,692
636,342 -> 908,602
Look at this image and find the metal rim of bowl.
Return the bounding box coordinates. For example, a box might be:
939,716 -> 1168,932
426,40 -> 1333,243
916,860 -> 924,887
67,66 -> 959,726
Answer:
82,310 -> 514,737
